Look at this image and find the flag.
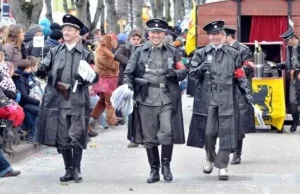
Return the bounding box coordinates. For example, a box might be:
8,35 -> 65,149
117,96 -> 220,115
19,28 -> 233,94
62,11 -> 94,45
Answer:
252,78 -> 286,130
185,0 -> 196,55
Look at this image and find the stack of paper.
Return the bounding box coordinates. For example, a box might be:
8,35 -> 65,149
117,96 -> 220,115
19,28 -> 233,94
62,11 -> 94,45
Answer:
111,84 -> 134,116
73,60 -> 96,93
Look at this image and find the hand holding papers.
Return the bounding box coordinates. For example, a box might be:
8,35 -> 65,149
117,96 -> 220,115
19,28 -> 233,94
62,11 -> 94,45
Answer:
111,84 -> 134,116
72,60 -> 96,93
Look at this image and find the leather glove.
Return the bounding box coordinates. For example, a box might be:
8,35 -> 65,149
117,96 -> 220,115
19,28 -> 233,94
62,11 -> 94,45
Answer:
200,62 -> 211,73
271,62 -> 285,70
35,66 -> 48,78
74,73 -> 85,83
166,69 -> 177,78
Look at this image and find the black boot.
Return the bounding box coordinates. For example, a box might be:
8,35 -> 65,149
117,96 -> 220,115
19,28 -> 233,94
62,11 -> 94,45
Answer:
161,145 -> 173,182
73,147 -> 83,183
60,149 -> 74,182
146,147 -> 160,183
231,139 -> 243,165
290,114 -> 299,132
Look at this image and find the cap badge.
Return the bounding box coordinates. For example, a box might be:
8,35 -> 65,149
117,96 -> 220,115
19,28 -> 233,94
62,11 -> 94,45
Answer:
155,24 -> 158,27
214,25 -> 217,28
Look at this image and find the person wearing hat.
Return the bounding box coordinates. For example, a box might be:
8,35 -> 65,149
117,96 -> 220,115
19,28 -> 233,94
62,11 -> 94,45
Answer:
42,29 -> 64,57
34,14 -> 99,183
223,27 -> 255,165
187,20 -> 253,180
50,22 -> 62,31
123,18 -> 187,183
276,28 -> 300,132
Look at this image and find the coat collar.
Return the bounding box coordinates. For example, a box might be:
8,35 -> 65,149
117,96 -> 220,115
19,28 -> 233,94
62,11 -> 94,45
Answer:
62,43 -> 83,53
141,41 -> 168,51
204,44 -> 229,54
230,40 -> 239,49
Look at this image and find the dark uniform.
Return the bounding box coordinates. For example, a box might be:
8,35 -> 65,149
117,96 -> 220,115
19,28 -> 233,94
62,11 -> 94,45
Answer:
224,27 -> 255,165
34,14 -> 98,183
278,28 -> 300,132
187,21 -> 253,180
124,19 -> 187,183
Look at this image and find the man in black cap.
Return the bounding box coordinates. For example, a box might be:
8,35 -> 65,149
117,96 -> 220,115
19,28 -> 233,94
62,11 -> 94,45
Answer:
123,18 -> 186,183
34,14 -> 98,183
187,20 -> 253,180
275,28 -> 300,132
224,27 -> 255,165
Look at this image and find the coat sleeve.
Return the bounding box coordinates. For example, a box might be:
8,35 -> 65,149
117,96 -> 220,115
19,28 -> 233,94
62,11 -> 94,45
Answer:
14,78 -> 40,106
123,48 -> 140,89
174,49 -> 187,81
234,52 -> 253,104
189,49 -> 204,80
114,46 -> 130,65
36,47 -> 56,79
3,44 -> 13,62
241,46 -> 254,76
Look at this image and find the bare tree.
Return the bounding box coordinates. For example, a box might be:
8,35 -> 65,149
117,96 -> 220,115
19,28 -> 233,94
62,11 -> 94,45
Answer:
134,0 -> 144,30
164,0 -> 171,22
185,0 -> 193,9
8,0 -> 43,28
73,0 -> 89,26
105,0 -> 119,33
63,0 -> 69,13
173,0 -> 183,23
150,0 -> 163,18
90,0 -> 105,31
45,0 -> 53,23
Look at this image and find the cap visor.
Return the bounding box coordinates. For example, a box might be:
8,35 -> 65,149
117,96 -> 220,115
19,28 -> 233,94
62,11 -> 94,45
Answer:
62,23 -> 80,30
148,28 -> 166,32
208,29 -> 222,34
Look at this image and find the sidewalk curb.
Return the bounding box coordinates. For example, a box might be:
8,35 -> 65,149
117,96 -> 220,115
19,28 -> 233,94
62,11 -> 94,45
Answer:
4,127 -> 109,164
4,143 -> 48,164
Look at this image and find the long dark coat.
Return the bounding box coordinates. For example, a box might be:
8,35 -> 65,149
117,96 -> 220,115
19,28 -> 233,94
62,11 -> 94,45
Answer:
34,44 -> 97,149
124,42 -> 187,145
187,44 -> 252,150
231,41 -> 255,138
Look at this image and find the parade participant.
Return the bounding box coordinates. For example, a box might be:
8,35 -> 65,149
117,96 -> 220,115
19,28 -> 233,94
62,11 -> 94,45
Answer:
224,27 -> 255,165
187,21 -> 253,180
123,18 -> 187,183
277,28 -> 300,132
114,28 -> 142,148
34,14 -> 98,183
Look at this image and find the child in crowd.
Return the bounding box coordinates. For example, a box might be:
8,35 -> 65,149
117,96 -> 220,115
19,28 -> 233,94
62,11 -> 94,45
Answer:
0,52 -> 24,128
27,56 -> 44,101
0,52 -> 25,153
13,59 -> 40,143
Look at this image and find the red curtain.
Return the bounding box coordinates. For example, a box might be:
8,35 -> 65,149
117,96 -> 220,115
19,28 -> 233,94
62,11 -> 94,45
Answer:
249,16 -> 288,42
249,16 -> 288,61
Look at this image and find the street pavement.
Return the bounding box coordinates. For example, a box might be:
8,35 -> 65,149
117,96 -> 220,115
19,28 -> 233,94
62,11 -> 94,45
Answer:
1,95 -> 300,194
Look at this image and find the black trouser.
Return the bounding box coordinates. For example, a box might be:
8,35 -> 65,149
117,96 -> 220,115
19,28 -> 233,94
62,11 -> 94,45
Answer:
205,93 -> 231,169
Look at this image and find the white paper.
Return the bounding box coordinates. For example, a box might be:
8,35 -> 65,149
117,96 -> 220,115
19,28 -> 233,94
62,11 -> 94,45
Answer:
251,104 -> 265,127
73,60 -> 96,92
33,36 -> 45,48
111,84 -> 134,115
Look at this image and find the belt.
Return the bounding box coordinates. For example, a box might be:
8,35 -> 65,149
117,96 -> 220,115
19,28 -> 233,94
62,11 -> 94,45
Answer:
148,83 -> 166,88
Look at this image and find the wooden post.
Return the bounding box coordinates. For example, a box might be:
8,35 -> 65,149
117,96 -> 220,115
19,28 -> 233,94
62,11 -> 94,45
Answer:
237,0 -> 242,42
